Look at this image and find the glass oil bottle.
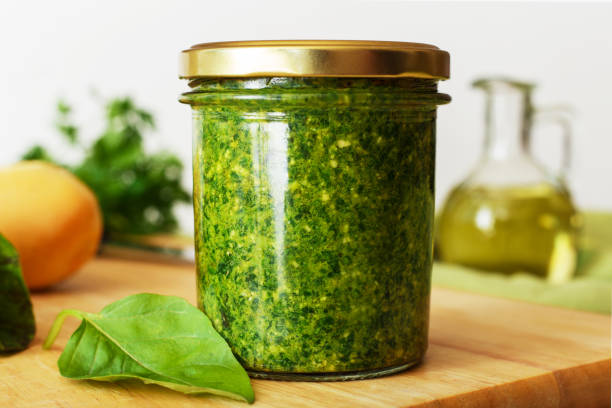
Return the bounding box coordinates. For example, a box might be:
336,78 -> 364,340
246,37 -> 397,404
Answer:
436,78 -> 580,283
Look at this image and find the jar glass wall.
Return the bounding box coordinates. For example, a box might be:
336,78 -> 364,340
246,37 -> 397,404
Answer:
181,77 -> 449,380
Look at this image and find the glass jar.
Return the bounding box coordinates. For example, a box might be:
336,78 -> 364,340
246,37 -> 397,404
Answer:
179,41 -> 450,380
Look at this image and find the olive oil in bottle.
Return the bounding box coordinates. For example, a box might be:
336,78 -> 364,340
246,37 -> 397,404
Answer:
437,183 -> 579,282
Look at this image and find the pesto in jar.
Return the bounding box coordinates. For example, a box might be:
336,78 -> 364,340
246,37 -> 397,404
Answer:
182,77 -> 449,379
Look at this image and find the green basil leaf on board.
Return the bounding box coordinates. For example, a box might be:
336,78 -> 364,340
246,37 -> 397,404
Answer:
43,293 -> 254,403
0,233 -> 35,353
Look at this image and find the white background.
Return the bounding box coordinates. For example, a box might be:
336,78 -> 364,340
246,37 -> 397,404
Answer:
1,1 -> 611,232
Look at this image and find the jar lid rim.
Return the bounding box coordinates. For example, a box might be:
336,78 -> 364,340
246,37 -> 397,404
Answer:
179,40 -> 450,80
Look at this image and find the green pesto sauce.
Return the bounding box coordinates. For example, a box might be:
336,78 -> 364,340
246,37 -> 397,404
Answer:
183,77 -> 448,374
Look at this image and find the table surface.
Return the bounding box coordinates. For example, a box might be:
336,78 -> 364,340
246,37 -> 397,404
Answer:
1,257 -> 610,408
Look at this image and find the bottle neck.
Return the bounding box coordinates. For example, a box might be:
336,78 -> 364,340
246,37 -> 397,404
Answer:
483,87 -> 530,161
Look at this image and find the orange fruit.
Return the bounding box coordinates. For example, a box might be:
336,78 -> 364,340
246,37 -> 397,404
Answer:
0,161 -> 102,290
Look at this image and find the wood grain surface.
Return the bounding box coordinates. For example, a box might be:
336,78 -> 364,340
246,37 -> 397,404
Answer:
1,257 -> 610,408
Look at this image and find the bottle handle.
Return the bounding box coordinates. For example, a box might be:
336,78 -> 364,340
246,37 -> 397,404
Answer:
531,105 -> 573,181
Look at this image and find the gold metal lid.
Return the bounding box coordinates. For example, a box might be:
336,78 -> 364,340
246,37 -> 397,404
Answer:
179,40 -> 450,79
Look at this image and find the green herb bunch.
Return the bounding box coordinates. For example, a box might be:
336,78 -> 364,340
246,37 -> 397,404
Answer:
22,98 -> 191,238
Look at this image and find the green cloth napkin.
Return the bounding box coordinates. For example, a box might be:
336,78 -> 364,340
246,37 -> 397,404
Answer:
432,212 -> 612,314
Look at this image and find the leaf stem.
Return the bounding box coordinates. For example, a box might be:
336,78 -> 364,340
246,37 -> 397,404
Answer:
42,309 -> 85,350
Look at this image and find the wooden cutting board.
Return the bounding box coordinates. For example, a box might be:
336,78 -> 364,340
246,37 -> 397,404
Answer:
1,257 -> 610,408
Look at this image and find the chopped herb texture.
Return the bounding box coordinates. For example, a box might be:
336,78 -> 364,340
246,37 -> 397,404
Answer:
182,77 -> 449,378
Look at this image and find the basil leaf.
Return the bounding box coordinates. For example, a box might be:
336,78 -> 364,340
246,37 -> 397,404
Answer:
43,293 -> 254,403
0,234 -> 35,353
